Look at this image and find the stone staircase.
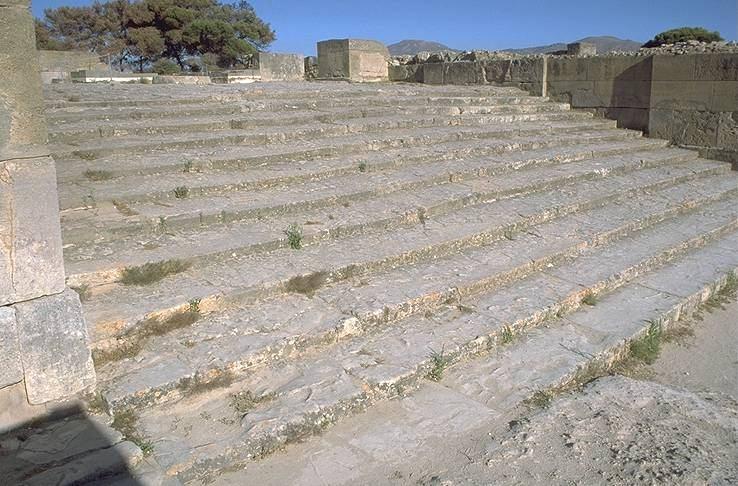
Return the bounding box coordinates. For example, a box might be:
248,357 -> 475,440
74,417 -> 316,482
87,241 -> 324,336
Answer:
45,82 -> 738,484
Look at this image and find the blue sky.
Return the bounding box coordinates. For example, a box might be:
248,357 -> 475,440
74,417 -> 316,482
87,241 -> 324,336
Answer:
32,0 -> 738,55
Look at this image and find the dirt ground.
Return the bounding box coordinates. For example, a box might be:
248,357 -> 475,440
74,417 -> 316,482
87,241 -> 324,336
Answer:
416,299 -> 738,485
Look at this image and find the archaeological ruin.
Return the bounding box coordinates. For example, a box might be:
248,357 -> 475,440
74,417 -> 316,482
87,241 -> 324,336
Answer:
1,1 -> 737,483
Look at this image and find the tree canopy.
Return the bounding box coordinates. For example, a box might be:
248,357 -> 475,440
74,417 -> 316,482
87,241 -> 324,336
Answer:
35,0 -> 275,71
643,27 -> 723,48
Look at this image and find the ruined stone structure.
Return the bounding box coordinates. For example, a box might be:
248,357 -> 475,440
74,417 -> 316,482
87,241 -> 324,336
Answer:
392,52 -> 738,164
317,39 -> 390,81
0,0 -> 95,430
38,49 -> 108,84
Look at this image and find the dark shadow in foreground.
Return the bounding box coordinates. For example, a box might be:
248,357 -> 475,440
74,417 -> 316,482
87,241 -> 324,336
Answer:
0,404 -> 141,485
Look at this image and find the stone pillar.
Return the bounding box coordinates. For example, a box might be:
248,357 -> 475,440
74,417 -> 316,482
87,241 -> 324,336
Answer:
0,0 -> 95,419
317,39 -> 389,82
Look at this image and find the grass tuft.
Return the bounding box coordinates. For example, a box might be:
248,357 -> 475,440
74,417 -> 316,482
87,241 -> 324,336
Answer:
427,346 -> 449,382
284,223 -> 303,249
629,319 -> 662,364
500,325 -> 514,345
358,162 -> 367,173
83,169 -> 114,181
703,273 -> 738,312
582,291 -> 598,306
120,259 -> 190,286
285,271 -> 328,296
173,186 -> 190,199
178,370 -> 236,397
71,284 -> 91,302
182,160 -> 194,173
230,390 -> 276,416
111,408 -> 154,456
526,390 -> 553,408
76,151 -> 98,161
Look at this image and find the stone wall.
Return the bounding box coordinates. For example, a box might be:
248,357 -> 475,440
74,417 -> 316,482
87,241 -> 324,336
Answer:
1,0 -> 95,430
258,52 -> 305,81
648,54 -> 738,163
38,50 -> 107,83
390,53 -> 738,163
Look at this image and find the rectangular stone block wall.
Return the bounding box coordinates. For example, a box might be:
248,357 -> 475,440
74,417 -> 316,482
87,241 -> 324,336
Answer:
258,52 -> 305,81
649,54 -> 738,162
546,56 -> 653,131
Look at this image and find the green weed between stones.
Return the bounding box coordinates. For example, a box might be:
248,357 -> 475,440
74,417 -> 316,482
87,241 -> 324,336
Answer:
582,291 -> 598,306
83,169 -> 114,181
230,390 -> 276,416
119,259 -> 190,286
111,408 -> 154,456
173,185 -> 190,199
629,319 -> 663,364
285,223 -> 303,249
500,325 -> 515,345
526,390 -> 553,408
427,346 -> 449,382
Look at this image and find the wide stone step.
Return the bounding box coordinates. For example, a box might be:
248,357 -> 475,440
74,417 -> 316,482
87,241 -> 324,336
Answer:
48,103 -> 573,144
54,120 -> 625,183
51,111 -> 595,160
58,134 -> 657,213
95,177 -> 738,412
120,195 -> 738,482
84,158 -> 726,366
61,141 -> 683,253
44,83 -> 532,109
46,95 -> 559,126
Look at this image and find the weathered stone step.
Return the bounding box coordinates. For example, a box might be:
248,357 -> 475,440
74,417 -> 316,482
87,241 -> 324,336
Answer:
58,135 -> 659,213
54,120 -> 624,182
95,178 -> 738,413
46,95 -> 556,125
83,159 -> 724,359
122,199 -> 738,482
62,144 -> 692,277
44,84 -> 532,109
48,103 -> 572,144
51,111 -> 595,159
62,138 -> 668,287
230,240 -> 738,486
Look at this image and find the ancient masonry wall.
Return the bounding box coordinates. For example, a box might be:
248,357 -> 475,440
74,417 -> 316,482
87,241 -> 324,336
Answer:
38,49 -> 108,83
0,0 -> 95,431
391,54 -> 738,163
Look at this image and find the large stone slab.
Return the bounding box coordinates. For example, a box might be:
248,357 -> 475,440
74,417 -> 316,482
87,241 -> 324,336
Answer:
317,39 -> 389,82
14,289 -> 95,404
0,156 -> 66,306
258,52 -> 305,81
0,306 -> 22,389
0,0 -> 47,154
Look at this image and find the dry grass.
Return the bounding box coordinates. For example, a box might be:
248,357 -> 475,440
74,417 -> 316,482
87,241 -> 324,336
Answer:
83,169 -> 115,181
120,259 -> 190,286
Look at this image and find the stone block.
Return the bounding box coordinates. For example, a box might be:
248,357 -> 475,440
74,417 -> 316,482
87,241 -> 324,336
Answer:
443,62 -> 485,85
602,107 -> 650,132
509,58 -> 545,83
422,63 -> 444,85
0,156 -> 66,306
317,39 -> 388,82
650,80 -> 712,110
0,0 -> 47,153
586,56 -> 651,81
650,108 -> 719,147
258,53 -> 305,81
567,42 -> 596,56
304,56 -> 318,80
388,64 -> 422,82
594,80 -> 651,109
710,81 -> 738,112
547,80 -> 596,106
717,111 -> 738,150
547,57 -> 588,81
483,60 -> 512,84
14,289 -> 96,404
694,53 -> 738,81
0,306 -> 22,388
651,54 -> 697,81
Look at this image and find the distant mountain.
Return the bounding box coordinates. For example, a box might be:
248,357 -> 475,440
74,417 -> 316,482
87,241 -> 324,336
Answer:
506,36 -> 642,55
388,39 -> 459,56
